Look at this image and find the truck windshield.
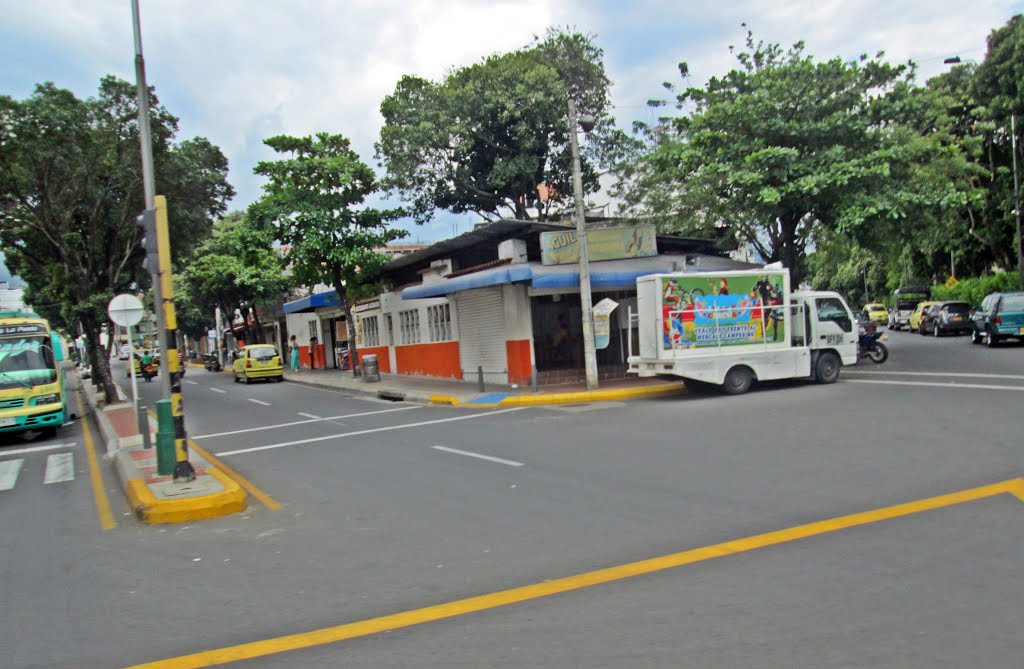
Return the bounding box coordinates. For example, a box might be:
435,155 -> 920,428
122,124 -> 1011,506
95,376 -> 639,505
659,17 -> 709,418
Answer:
0,336 -> 57,389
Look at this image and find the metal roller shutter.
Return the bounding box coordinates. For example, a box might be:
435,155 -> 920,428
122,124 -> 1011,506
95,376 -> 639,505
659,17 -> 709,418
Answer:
455,288 -> 507,385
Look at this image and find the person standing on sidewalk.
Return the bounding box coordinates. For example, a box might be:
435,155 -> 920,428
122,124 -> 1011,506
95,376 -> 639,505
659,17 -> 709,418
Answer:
289,335 -> 300,371
309,336 -> 318,369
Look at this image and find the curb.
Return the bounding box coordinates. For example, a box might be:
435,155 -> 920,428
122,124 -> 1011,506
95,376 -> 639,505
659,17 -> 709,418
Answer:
84,367 -> 249,524
432,382 -> 687,408
283,375 -> 434,405
123,466 -> 247,524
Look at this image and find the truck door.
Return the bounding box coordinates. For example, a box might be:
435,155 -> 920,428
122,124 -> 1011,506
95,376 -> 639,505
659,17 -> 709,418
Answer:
810,296 -> 855,349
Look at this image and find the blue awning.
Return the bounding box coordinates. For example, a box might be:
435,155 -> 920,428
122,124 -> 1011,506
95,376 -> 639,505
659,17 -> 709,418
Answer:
400,257 -> 707,299
283,289 -> 342,314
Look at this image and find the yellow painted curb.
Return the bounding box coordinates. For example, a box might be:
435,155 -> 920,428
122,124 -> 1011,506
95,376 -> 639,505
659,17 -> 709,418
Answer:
125,468 -> 247,524
430,382 -> 686,407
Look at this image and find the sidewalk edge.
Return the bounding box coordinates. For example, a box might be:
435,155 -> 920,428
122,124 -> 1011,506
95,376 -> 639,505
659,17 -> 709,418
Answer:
430,382 -> 686,407
122,467 -> 247,524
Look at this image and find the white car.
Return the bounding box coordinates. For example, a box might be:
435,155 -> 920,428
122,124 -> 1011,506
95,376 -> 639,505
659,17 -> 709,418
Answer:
118,344 -> 131,360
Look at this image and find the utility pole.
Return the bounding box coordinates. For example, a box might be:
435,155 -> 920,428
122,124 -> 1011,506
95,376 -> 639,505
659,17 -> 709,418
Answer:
132,1 -> 194,481
1012,112 -> 1023,283
567,97 -> 599,390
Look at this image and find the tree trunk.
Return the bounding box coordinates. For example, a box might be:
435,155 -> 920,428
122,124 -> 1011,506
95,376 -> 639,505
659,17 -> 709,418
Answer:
332,266 -> 360,377
250,307 -> 264,344
81,314 -> 119,404
779,212 -> 801,286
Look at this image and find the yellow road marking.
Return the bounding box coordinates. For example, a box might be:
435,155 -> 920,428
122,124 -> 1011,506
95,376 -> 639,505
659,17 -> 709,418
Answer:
188,439 -> 282,510
145,409 -> 282,511
78,394 -> 115,530
123,478 -> 1024,669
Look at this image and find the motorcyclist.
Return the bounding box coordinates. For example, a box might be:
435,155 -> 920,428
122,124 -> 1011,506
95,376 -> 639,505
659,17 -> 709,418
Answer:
140,350 -> 155,381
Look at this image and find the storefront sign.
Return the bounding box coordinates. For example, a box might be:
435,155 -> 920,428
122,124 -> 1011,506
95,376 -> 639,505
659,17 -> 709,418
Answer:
540,225 -> 657,266
353,299 -> 380,314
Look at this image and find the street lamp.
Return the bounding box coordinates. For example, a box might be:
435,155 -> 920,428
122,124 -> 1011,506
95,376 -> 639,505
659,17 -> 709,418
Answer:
566,97 -> 599,390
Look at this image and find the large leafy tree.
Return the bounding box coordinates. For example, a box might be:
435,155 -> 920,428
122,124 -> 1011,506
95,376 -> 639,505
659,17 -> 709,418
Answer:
618,30 -> 971,284
376,29 -> 624,224
0,76 -> 233,400
179,212 -> 289,347
249,133 -> 405,374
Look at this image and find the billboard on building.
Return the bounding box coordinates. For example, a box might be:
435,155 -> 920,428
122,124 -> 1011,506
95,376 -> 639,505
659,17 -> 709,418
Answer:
540,225 -> 657,265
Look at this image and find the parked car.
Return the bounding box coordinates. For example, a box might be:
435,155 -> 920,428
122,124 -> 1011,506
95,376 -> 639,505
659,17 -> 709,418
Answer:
970,291 -> 1024,347
909,300 -> 938,333
863,303 -> 889,326
118,344 -> 131,360
232,344 -> 284,383
920,301 -> 972,336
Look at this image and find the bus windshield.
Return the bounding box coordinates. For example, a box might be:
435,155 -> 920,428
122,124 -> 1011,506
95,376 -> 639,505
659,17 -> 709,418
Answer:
0,336 -> 57,389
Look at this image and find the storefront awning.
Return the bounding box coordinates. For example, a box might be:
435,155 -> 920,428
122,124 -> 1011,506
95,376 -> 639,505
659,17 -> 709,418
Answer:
283,289 -> 342,314
400,257 -> 736,299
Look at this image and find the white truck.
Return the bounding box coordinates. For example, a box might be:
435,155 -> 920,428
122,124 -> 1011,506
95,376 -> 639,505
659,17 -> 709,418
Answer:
626,269 -> 858,395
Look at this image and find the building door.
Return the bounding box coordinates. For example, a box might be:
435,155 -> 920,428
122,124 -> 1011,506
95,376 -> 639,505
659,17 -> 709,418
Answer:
455,288 -> 507,385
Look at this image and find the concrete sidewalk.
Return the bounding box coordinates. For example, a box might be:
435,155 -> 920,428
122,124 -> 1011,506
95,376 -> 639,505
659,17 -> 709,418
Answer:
279,366 -> 686,407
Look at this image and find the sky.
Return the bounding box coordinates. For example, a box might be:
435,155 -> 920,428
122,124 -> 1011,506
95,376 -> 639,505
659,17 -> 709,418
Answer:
2,0 -> 1023,244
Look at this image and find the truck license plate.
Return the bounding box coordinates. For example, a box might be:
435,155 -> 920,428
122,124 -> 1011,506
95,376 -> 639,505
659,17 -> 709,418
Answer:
0,417 -> 16,427
1019,327 -> 1024,335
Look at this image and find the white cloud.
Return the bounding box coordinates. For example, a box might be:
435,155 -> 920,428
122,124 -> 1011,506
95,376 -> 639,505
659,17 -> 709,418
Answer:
3,0 -> 1022,238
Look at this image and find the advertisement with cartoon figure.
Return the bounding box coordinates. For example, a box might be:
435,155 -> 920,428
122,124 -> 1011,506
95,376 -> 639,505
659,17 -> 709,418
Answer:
661,273 -> 786,349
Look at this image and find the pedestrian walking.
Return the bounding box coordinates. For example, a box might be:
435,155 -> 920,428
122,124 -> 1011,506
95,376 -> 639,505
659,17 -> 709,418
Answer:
309,336 -> 318,370
289,335 -> 299,371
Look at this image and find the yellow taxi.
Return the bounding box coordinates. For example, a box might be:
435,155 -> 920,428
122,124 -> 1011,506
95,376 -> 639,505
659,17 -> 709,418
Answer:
908,301 -> 938,333
864,303 -> 889,326
232,344 -> 284,384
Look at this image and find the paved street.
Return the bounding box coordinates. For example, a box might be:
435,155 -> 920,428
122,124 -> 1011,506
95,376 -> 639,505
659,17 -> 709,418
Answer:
1,334 -> 1022,668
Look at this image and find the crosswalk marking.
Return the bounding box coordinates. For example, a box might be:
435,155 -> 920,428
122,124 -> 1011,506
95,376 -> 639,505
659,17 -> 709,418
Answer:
44,453 -> 75,484
0,441 -> 76,458
0,459 -> 25,491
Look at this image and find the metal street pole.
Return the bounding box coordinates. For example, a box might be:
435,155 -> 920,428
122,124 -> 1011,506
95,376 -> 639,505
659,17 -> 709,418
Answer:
1012,112 -> 1023,283
131,0 -> 170,397
567,97 -> 599,390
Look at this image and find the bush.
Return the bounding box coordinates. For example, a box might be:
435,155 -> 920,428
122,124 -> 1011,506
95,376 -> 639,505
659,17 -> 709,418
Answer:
931,273 -> 1024,307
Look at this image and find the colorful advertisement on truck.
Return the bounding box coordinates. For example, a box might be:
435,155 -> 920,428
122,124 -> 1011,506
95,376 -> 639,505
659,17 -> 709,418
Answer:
0,311 -> 66,436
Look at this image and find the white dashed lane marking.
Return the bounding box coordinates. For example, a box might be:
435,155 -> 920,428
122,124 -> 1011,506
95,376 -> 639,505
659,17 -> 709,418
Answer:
248,399 -> 272,406
432,446 -> 524,467
43,453 -> 75,484
210,388 -> 227,394
0,459 -> 25,491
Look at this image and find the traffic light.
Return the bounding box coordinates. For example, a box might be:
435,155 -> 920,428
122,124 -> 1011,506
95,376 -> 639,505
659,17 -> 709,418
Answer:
137,209 -> 159,275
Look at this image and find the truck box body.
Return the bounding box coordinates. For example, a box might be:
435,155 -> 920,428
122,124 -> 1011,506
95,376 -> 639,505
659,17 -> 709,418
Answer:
628,269 -> 857,390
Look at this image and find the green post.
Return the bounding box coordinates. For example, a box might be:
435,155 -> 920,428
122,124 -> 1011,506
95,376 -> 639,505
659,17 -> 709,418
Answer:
155,399 -> 176,476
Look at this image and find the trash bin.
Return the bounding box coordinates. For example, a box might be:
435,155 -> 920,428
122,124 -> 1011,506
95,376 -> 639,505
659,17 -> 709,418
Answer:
362,354 -> 380,382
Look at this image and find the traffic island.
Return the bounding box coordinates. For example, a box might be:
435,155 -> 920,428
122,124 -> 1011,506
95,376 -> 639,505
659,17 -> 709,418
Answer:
114,446 -> 246,524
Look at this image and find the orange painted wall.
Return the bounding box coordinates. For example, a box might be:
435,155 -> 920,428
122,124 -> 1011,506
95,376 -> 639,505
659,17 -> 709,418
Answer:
355,346 -> 391,373
395,341 -> 462,379
506,339 -> 533,385
299,344 -> 326,369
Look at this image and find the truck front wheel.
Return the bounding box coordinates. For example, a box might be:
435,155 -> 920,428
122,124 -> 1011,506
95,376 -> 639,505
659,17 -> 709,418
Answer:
814,351 -> 841,384
722,366 -> 754,395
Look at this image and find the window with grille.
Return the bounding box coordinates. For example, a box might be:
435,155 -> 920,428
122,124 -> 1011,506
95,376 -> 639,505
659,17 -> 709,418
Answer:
398,309 -> 421,345
362,316 -> 379,347
427,304 -> 451,342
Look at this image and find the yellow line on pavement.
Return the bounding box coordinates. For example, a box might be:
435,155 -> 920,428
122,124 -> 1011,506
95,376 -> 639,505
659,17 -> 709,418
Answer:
188,439 -> 282,510
122,478 -> 1024,669
78,394 -> 115,530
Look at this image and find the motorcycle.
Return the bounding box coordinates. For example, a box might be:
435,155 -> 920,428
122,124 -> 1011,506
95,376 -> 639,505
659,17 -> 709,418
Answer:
142,363 -> 155,382
203,354 -> 222,372
855,314 -> 889,364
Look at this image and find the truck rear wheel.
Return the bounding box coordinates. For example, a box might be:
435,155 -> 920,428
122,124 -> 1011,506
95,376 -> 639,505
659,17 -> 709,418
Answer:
814,351 -> 841,384
722,366 -> 754,395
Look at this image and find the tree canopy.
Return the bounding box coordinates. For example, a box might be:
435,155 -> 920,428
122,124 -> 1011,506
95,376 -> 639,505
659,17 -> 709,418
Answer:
0,76 -> 233,398
249,132 -> 406,373
376,29 -> 624,224
617,29 -> 973,284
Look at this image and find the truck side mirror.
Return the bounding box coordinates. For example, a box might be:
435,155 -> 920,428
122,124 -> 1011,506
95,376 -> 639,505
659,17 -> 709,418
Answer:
50,333 -> 65,362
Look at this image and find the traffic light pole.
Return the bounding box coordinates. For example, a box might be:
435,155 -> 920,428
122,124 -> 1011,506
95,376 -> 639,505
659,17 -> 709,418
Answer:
133,1 -> 194,481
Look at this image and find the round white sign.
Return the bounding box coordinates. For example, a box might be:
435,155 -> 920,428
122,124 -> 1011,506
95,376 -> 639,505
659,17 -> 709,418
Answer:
107,294 -> 145,327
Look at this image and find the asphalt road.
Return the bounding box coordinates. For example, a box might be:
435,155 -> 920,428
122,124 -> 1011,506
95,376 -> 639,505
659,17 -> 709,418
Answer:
1,333 -> 1022,668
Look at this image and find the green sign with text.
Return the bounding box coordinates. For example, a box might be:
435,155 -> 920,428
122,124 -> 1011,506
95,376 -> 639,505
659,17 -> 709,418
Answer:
540,225 -> 657,265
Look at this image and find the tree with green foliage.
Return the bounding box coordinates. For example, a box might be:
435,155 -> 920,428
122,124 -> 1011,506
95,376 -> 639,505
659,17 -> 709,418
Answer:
249,133 -> 405,374
376,29 -> 625,224
0,76 -> 233,400
618,29 -> 972,285
179,212 -> 289,347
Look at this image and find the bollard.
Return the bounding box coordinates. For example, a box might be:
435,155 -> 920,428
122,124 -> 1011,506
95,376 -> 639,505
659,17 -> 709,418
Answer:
155,399 -> 176,476
531,365 -> 538,392
477,365 -> 484,392
137,405 -> 152,449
